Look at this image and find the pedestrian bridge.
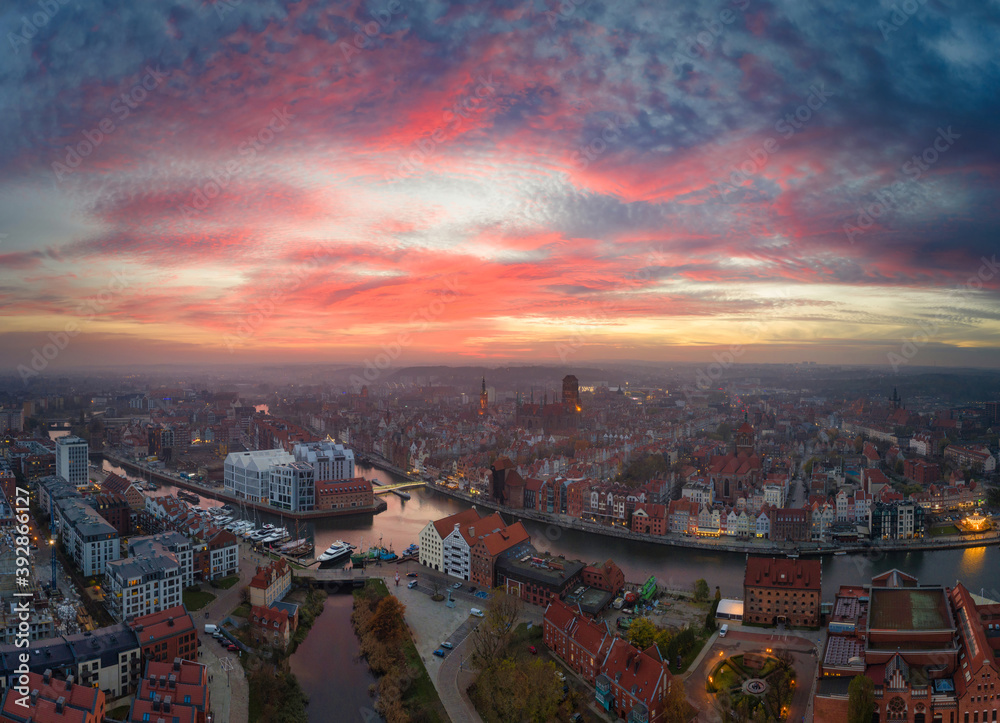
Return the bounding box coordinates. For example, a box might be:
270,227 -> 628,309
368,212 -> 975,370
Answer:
292,567 -> 374,586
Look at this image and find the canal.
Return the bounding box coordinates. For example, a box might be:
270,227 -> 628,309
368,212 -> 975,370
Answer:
288,592 -> 380,723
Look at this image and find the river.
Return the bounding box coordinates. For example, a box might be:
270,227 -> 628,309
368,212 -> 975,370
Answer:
289,593 -> 380,723
100,460 -> 1000,598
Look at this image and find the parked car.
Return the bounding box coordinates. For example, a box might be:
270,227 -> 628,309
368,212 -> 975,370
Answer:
407,580 -> 418,589
433,649 -> 446,658
570,714 -> 584,722
441,642 -> 453,649
406,572 -> 418,577
227,644 -> 239,652
470,608 -> 484,617
468,586 -> 477,593
528,646 -> 537,654
555,671 -> 566,682
452,582 -> 462,589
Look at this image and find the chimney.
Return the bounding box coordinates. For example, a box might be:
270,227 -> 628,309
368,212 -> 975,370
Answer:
167,617 -> 174,627
164,696 -> 171,712
43,669 -> 51,684
469,526 -> 475,537
173,658 -> 181,671
153,697 -> 161,711
65,675 -> 73,690
29,689 -> 39,705
55,696 -> 66,713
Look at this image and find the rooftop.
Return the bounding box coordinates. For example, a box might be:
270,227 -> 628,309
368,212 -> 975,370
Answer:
867,587 -> 953,632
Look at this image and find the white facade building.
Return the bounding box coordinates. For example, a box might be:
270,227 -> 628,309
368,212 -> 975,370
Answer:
56,498 -> 120,577
763,484 -> 785,509
224,449 -> 294,503
293,440 -> 355,480
56,435 -> 89,488
442,524 -> 472,580
269,462 -> 315,512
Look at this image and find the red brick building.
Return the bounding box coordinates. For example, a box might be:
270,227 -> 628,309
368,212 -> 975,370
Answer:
469,522 -> 531,590
101,473 -> 146,510
630,504 -> 667,536
315,477 -> 373,511
129,605 -> 198,664
743,557 -> 821,627
903,458 -> 941,485
543,597 -> 615,684
598,637 -> 673,722
0,671 -> 105,723
581,560 -> 625,597
90,492 -> 131,536
129,659 -> 210,723
769,508 -> 810,542
249,604 -> 298,649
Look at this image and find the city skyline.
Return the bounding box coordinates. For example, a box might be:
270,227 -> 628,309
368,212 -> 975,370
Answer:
2,1 -> 999,372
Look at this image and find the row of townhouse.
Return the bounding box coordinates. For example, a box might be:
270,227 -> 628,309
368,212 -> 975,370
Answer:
544,597 -> 673,723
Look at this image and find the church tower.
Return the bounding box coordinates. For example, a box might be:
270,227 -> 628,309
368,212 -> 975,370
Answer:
480,377 -> 488,414
735,412 -> 756,456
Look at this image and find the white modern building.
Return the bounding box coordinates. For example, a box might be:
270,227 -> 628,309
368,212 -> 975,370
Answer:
56,498 -> 120,577
442,523 -> 473,580
224,448 -> 294,503
269,462 -> 316,512
418,508 -> 481,573
105,532 -> 193,620
56,435 -> 89,488
293,440 -> 355,480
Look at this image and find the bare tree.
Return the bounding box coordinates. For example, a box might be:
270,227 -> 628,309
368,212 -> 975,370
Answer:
470,587 -> 523,670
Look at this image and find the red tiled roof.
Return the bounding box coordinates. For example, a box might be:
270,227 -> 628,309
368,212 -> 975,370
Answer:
129,605 -> 195,645
744,557 -> 820,590
431,508 -> 482,540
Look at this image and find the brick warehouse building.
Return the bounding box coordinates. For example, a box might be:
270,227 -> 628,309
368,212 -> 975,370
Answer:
814,571 -> 1000,723
128,605 -> 198,664
743,556 -> 821,628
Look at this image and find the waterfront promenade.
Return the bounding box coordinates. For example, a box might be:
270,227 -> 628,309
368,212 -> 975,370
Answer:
428,483 -> 1000,557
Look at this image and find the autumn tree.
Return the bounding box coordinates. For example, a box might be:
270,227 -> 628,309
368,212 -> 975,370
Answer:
662,678 -> 692,722
367,595 -> 406,642
628,617 -> 657,650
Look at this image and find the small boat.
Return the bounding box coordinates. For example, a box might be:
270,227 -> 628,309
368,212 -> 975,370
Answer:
262,524 -> 275,531
280,538 -> 308,552
834,551 -> 847,556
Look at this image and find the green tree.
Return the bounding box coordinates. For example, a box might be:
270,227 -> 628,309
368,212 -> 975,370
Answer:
693,578 -> 710,602
654,628 -> 673,658
715,586 -> 722,601
628,617 -> 657,650
848,674 -> 875,723
987,486 -> 1000,510
706,598 -> 720,631
804,456 -> 819,477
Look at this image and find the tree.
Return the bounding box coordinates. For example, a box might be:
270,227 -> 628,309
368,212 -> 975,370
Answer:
628,618 -> 657,650
470,587 -> 522,670
367,595 -> 406,642
848,674 -> 875,723
705,598 -> 720,631
654,628 -> 673,659
693,578 -> 710,602
662,678 -> 691,722
715,586 -> 722,601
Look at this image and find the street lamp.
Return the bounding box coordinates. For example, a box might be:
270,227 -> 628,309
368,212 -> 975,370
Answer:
49,538 -> 56,590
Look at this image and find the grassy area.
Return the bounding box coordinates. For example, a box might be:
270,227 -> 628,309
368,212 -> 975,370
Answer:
677,630 -> 713,673
212,575 -> 240,589
707,660 -> 740,693
105,705 -> 131,720
182,588 -> 216,611
231,602 -> 251,618
930,525 -> 959,536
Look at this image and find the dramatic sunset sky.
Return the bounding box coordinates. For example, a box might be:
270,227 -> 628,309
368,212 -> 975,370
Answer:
1,0 -> 998,371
